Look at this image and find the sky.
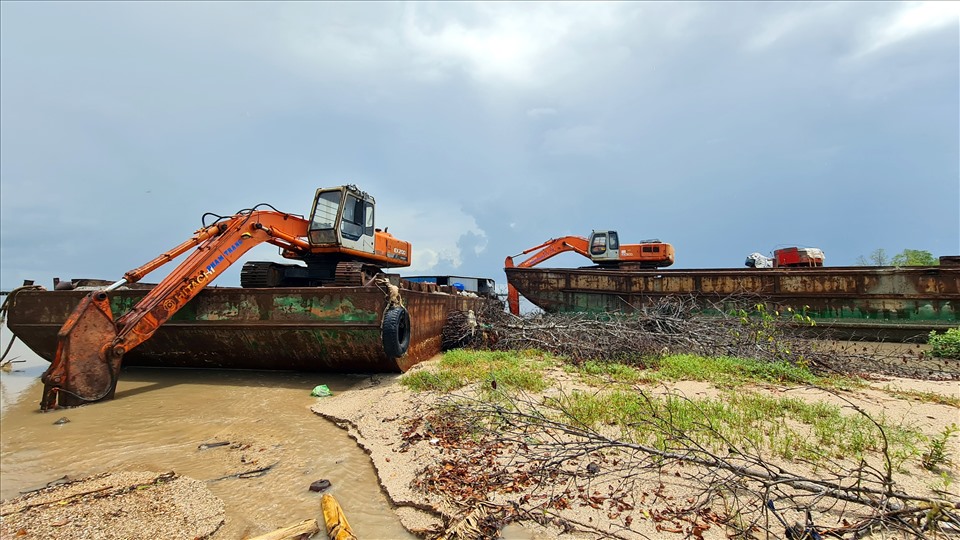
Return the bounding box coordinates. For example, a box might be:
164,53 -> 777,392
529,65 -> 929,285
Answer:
1,1 -> 958,293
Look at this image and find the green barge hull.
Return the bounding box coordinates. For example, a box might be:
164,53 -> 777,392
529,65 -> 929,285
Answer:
505,264 -> 959,341
4,279 -> 486,372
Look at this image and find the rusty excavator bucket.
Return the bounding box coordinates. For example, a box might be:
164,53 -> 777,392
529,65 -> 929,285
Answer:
40,291 -> 122,410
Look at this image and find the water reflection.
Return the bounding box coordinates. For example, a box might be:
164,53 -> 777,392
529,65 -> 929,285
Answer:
0,324 -> 48,414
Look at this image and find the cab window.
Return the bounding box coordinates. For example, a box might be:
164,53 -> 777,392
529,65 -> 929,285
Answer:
341,195 -> 364,240
309,190 -> 342,244
609,232 -> 619,251
310,191 -> 341,231
591,233 -> 607,255
364,201 -> 375,236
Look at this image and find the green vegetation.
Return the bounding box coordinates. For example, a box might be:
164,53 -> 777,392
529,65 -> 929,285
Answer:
883,385 -> 960,407
725,304 -> 817,365
555,389 -> 924,463
574,354 -> 851,389
857,248 -> 939,266
922,424 -> 958,470
573,360 -> 646,384
928,328 -> 960,359
401,349 -> 552,393
892,249 -> 938,266
651,354 -> 823,386
404,349 -> 938,468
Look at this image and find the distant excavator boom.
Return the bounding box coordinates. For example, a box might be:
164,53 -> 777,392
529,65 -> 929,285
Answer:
504,230 -> 674,315
504,236 -> 591,316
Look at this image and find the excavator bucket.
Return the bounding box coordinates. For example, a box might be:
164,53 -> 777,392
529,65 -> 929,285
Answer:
40,291 -> 122,410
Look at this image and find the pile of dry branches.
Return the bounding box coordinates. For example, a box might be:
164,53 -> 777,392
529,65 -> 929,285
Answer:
422,298 -> 959,538
411,390 -> 958,540
450,296 -> 960,381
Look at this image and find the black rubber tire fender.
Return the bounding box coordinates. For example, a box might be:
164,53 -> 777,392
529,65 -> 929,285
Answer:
382,306 -> 411,358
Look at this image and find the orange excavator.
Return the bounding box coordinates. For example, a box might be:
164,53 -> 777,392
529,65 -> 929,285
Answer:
41,185 -> 410,410
504,230 -> 674,315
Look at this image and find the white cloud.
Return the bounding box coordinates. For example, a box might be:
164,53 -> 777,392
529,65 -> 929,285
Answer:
743,6 -> 827,52
853,1 -> 959,58
391,4 -> 634,90
377,202 -> 486,273
401,4 -> 569,87
527,107 -> 558,118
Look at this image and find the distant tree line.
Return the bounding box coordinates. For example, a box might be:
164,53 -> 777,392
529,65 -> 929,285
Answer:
856,248 -> 939,266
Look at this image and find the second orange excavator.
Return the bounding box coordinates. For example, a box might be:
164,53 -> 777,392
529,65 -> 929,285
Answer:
504,230 -> 674,315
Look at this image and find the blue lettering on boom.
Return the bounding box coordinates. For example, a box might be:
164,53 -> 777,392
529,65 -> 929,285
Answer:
205,238 -> 244,274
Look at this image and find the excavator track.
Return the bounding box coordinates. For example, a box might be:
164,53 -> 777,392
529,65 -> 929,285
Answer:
240,261 -> 281,288
334,262 -> 381,287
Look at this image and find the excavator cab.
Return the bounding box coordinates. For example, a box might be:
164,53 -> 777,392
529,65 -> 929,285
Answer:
308,185 -> 376,253
588,230 -> 675,268
303,184 -> 410,269
242,185 -> 411,288
588,230 -> 621,262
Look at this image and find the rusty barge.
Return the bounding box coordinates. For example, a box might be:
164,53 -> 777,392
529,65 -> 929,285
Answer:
505,262 -> 959,341
2,278 -> 489,374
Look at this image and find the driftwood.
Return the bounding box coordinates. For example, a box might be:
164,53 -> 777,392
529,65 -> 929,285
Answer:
418,296 -> 960,538
321,494 -> 358,540
247,518 -> 320,540
1,472 -> 179,517
207,461 -> 279,482
0,486 -> 114,517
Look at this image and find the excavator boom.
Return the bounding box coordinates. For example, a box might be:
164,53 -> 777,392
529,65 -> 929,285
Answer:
504,236 -> 590,316
504,231 -> 674,315
40,210 -> 310,409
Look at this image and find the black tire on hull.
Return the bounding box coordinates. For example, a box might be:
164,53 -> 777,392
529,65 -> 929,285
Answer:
382,307 -> 411,358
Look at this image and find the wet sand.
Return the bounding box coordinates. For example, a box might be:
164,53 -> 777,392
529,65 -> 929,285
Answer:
0,325 -> 414,539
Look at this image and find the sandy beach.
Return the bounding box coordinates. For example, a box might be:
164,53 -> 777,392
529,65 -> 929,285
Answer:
2,354 -> 958,540
310,358 -> 960,539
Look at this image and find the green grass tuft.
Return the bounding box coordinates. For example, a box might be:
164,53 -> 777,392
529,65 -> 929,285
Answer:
401,349 -> 552,393
555,388 -> 924,463
648,354 -> 832,387
576,360 -> 646,384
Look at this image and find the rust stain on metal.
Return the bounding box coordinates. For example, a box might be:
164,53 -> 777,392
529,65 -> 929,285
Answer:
7,282 -> 489,375
507,265 -> 960,340
39,292 -> 123,408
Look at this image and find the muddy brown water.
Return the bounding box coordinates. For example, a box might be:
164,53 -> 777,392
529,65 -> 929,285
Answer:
0,324 -> 415,539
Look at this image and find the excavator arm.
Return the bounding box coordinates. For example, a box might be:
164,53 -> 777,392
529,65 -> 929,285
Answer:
40,210 -> 311,409
503,236 -> 591,316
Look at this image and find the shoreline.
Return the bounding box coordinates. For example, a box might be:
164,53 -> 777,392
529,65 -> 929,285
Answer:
311,357 -> 960,539
2,352 -> 957,539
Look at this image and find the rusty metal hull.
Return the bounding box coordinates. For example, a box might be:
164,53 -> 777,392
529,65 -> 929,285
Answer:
5,283 -> 485,372
506,265 -> 959,341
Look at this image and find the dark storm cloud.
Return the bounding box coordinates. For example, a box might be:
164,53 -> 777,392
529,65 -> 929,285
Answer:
1,2 -> 957,291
